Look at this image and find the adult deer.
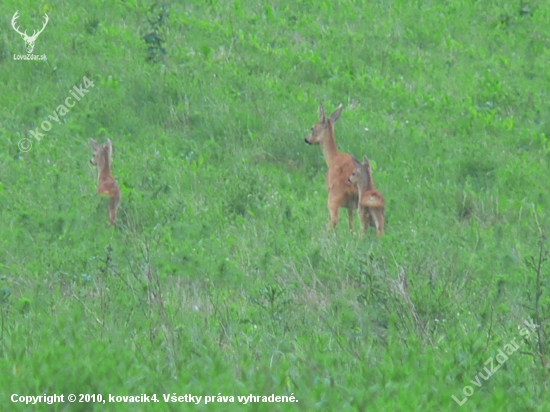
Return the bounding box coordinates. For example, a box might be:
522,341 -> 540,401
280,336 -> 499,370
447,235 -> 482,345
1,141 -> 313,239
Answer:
305,103 -> 358,231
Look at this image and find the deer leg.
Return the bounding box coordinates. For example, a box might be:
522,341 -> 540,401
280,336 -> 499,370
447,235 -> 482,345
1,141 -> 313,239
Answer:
375,209 -> 385,237
327,198 -> 339,230
348,207 -> 354,232
370,208 -> 384,237
360,208 -> 370,235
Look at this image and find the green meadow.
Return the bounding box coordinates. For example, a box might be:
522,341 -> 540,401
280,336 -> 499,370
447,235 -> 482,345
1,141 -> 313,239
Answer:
1,0 -> 549,410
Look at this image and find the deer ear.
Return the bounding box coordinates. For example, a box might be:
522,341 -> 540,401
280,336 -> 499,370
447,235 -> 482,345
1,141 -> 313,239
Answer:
90,138 -> 102,151
363,155 -> 370,165
105,139 -> 114,155
351,156 -> 361,169
318,103 -> 326,122
329,104 -> 343,123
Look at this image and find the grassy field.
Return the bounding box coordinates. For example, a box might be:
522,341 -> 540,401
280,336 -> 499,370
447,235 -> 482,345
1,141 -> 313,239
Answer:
1,0 -> 550,410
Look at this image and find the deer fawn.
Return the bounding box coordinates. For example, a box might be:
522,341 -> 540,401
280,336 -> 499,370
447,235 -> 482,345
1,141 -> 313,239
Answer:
305,103 -> 358,231
90,138 -> 121,226
348,155 -> 385,236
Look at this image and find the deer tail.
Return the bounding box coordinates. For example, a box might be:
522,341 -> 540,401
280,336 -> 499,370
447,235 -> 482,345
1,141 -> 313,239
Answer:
362,192 -> 385,209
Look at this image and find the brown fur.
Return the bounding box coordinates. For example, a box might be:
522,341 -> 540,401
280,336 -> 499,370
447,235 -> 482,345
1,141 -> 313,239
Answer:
91,138 -> 121,226
305,103 -> 358,231
348,155 -> 385,236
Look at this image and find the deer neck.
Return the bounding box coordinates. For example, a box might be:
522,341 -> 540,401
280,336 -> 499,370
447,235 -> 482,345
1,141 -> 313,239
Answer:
320,123 -> 339,167
97,155 -> 112,181
357,180 -> 370,195
365,168 -> 376,191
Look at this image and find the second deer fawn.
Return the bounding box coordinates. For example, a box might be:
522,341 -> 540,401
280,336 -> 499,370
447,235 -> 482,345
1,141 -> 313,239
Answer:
305,103 -> 358,231
348,155 -> 385,236
91,138 -> 121,226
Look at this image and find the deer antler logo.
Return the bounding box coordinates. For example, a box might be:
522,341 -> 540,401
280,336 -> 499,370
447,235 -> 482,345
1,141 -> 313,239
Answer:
11,11 -> 49,54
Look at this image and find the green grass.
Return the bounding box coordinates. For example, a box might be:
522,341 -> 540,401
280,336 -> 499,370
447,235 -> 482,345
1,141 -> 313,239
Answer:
1,0 -> 550,410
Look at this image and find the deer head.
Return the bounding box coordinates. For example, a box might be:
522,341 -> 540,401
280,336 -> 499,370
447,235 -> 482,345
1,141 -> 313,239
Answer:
11,11 -> 49,54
